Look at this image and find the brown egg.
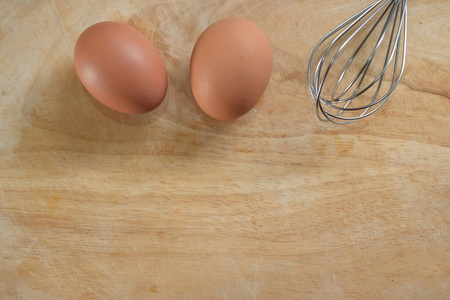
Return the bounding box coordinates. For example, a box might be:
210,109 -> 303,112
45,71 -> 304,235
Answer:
74,21 -> 167,114
190,18 -> 272,120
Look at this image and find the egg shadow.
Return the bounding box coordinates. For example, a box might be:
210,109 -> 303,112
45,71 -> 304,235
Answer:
19,51 -> 171,157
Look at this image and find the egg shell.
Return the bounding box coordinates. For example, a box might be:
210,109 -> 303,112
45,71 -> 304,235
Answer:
74,21 -> 167,114
190,18 -> 272,120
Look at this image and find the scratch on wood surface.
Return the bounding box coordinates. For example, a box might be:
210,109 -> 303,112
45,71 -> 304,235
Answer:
48,0 -> 70,44
253,257 -> 258,300
94,261 -> 121,290
325,2 -> 357,13
28,270 -> 39,280
105,268 -> 121,289
87,286 -> 107,300
56,283 -> 63,296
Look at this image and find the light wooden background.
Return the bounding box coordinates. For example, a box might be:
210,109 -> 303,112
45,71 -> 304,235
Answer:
1,0 -> 449,299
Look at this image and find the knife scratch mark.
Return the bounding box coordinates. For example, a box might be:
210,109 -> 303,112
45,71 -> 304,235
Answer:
104,268 -> 121,289
94,261 -> 121,290
254,257 -> 258,300
87,286 -> 107,300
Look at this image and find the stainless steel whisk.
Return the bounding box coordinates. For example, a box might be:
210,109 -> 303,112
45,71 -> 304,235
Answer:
308,0 -> 408,124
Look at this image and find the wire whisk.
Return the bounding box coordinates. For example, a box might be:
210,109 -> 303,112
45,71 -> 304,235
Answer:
308,0 -> 408,124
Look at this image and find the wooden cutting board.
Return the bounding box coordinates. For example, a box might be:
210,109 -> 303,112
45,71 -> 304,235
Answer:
1,0 -> 449,299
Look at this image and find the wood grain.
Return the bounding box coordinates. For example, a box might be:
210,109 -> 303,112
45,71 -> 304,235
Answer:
0,0 -> 449,299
